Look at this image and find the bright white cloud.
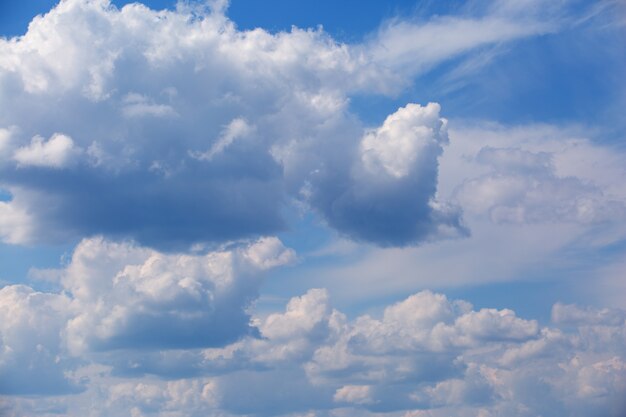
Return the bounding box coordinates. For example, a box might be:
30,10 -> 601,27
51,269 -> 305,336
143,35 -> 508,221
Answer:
0,0 -> 561,248
360,103 -> 448,179
3,283 -> 625,416
62,236 -> 295,354
369,16 -> 554,78
0,234 -> 296,394
13,133 -> 79,168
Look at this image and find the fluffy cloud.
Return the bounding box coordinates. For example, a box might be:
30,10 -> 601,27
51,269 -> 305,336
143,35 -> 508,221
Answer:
0,235 -> 295,398
4,284 -> 625,416
0,197 -> 33,244
306,102 -> 467,246
298,123 -> 626,307
0,0 -> 377,248
13,133 -> 80,168
62,236 -> 295,353
0,0 -> 561,248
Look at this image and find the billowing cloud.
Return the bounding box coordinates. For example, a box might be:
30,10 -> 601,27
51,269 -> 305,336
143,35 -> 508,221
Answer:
13,133 -> 80,168
295,123 -> 626,307
301,102 -> 466,246
61,236 -> 295,353
0,235 -> 296,397
3,283 -> 625,416
0,0 -> 559,248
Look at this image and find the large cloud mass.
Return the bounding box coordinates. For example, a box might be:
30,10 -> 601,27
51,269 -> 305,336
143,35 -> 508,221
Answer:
0,0 -> 468,248
2,269 -> 625,416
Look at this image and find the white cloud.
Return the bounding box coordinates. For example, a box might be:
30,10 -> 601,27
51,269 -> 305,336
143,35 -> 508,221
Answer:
0,193 -> 35,245
13,133 -> 80,168
62,236 -> 295,354
286,122 -> 626,306
299,102 -> 465,246
0,0 -> 564,248
455,145 -> 626,224
360,103 -> 448,179
2,280 -> 626,416
1,1 -> 624,416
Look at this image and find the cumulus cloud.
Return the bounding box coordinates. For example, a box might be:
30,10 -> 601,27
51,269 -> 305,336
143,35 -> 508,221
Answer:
4,284 -> 625,416
62,236 -> 295,353
455,145 -> 626,224
301,122 -> 626,306
0,235 -> 296,398
0,0 -> 559,248
13,133 -> 80,168
0,197 -> 34,244
302,102 -> 466,246
1,1 -> 625,417
0,0 -> 382,248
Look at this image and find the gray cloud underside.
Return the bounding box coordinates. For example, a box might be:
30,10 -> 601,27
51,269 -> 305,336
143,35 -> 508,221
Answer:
0,0 -> 564,248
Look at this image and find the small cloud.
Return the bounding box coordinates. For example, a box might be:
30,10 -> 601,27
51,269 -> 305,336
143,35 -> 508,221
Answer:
334,385 -> 374,405
13,134 -> 80,169
121,93 -> 177,118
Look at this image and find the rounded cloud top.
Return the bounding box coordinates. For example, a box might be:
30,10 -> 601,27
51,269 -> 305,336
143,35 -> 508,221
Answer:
0,0 -> 464,248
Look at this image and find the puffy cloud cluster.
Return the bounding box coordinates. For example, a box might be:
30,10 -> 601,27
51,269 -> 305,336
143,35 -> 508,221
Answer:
0,0 -> 474,248
62,236 -> 296,353
304,102 -> 466,246
0,235 -> 295,395
3,280 -> 625,417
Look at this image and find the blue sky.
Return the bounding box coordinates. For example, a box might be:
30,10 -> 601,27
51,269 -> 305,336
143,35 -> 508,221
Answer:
1,1 -> 625,416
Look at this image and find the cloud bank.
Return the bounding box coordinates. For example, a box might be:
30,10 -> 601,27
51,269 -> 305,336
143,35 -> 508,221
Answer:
1,248 -> 625,416
0,0 -> 559,248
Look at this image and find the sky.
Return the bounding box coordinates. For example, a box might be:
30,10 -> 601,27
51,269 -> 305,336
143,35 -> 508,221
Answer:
0,0 -> 625,416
